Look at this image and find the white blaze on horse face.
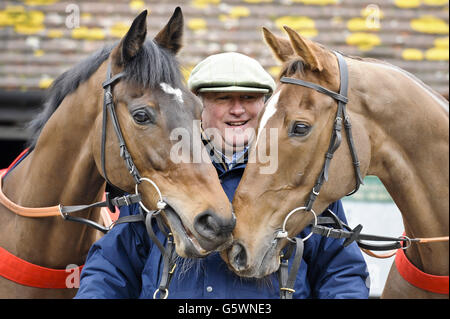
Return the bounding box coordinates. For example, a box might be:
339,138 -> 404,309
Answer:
256,91 -> 280,145
160,82 -> 184,104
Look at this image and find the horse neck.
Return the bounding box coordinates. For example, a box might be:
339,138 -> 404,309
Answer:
1,75 -> 105,268
349,58 -> 449,275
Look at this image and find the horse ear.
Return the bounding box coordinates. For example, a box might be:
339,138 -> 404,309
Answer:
283,26 -> 323,72
262,27 -> 294,62
113,10 -> 147,66
154,6 -> 183,54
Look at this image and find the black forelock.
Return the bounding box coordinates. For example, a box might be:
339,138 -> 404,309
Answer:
123,40 -> 183,89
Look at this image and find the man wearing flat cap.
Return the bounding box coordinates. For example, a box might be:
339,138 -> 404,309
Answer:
188,52 -> 276,200
76,52 -> 369,299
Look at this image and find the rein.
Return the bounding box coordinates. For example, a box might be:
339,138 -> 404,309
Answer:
273,51 -> 449,298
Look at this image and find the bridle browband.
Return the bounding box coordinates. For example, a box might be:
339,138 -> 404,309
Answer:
280,51 -> 364,212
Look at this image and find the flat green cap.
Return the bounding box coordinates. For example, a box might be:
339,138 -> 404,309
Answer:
188,52 -> 276,94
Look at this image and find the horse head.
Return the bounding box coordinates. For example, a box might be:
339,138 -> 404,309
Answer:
95,9 -> 235,258
222,27 -> 371,277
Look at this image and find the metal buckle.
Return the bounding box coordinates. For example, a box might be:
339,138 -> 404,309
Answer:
312,187 -> 320,196
122,195 -> 131,206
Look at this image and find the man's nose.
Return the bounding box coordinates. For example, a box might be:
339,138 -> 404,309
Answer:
229,99 -> 245,116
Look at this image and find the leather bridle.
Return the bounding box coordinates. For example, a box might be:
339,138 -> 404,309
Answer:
275,51 -> 363,249
275,51 -> 362,299
272,51 -> 449,299
66,62 -> 181,299
58,62 -> 168,227
0,62 -> 177,298
281,51 -> 364,212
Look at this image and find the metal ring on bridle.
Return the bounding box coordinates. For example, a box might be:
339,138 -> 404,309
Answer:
399,235 -> 412,250
153,288 -> 169,299
104,91 -> 113,100
135,177 -> 167,213
277,207 -> 317,242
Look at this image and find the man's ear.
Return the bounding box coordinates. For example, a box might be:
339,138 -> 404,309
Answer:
112,10 -> 147,66
154,6 -> 184,55
262,27 -> 294,63
283,26 -> 324,72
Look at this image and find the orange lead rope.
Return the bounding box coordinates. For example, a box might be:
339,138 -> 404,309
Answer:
0,170 -> 61,217
0,150 -> 61,217
0,152 -> 114,289
361,233 -> 449,295
361,236 -> 449,259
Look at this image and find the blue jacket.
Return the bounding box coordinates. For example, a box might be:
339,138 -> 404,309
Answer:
75,160 -> 369,299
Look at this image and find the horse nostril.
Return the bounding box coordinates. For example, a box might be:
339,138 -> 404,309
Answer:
229,243 -> 247,271
194,210 -> 234,240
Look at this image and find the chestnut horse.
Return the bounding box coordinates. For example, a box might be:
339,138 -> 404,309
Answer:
0,8 -> 234,298
224,26 -> 448,298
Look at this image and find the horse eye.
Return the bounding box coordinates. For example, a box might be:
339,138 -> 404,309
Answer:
290,122 -> 311,136
132,109 -> 153,125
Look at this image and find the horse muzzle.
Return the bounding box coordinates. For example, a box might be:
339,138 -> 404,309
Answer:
164,206 -> 235,258
225,238 -> 281,278
193,209 -> 236,251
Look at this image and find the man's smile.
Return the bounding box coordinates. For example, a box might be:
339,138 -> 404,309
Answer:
225,119 -> 250,127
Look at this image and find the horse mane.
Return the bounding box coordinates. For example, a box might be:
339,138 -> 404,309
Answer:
344,53 -> 449,107
278,49 -> 448,108
26,40 -> 183,150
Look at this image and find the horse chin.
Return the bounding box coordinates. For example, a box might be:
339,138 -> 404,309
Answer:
224,240 -> 281,279
163,206 -> 210,258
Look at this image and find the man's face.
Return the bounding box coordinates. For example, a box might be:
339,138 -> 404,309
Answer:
201,91 -> 265,151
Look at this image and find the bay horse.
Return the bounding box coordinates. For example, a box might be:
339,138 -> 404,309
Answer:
0,8 -> 234,298
223,26 -> 449,298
